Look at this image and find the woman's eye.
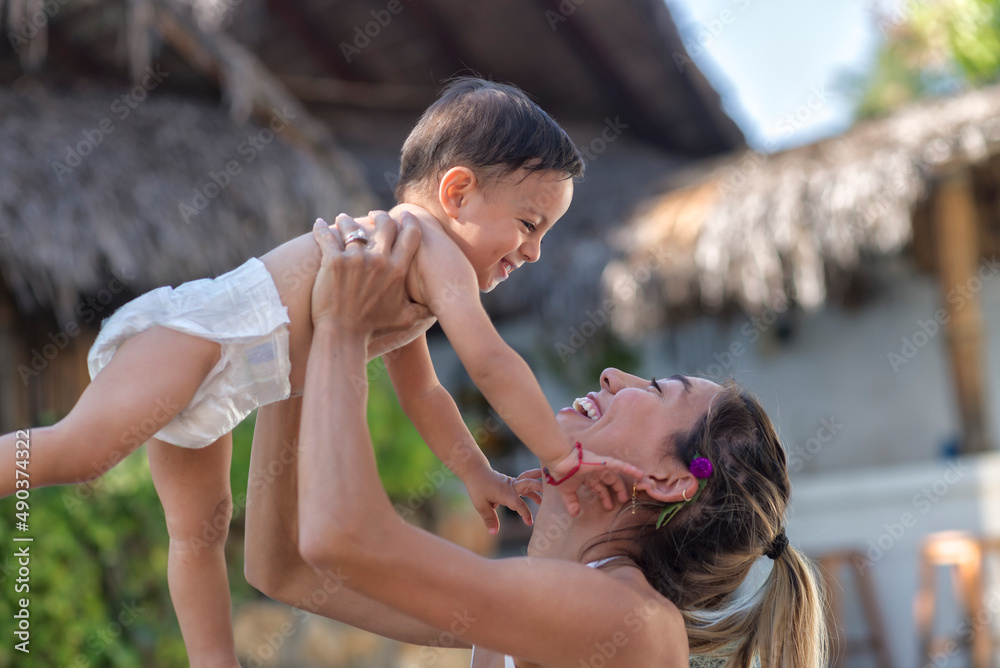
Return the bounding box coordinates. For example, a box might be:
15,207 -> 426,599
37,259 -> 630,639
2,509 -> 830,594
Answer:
651,377 -> 662,393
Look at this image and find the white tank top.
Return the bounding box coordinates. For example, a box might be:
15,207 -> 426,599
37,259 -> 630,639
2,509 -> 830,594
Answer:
470,559 -> 613,668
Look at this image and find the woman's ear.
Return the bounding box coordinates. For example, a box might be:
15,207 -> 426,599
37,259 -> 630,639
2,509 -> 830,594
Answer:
438,166 -> 477,219
640,471 -> 698,504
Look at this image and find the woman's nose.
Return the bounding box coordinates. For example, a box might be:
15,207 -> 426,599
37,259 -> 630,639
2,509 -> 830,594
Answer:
600,368 -> 625,393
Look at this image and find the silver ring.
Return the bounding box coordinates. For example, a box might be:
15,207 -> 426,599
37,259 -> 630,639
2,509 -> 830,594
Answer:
343,230 -> 368,245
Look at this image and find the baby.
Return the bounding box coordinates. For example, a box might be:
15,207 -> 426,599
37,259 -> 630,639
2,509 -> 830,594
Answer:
0,78 -> 639,666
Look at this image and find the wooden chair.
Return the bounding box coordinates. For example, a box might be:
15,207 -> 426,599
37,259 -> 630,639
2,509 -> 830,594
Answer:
916,531 -> 1000,668
815,549 -> 893,668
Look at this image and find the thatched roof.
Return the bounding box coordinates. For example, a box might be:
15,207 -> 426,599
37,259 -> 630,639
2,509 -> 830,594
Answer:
0,0 -> 746,331
0,85 -> 355,325
225,0 -> 744,156
607,83 -> 1000,336
0,0 -> 378,324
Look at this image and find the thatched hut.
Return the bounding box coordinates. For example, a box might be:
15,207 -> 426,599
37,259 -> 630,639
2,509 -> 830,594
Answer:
0,0 -> 373,430
0,0 -> 743,431
610,83 -> 1000,454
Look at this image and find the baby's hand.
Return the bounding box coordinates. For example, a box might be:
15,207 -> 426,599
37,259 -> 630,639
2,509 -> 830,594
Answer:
462,467 -> 543,535
542,443 -> 644,517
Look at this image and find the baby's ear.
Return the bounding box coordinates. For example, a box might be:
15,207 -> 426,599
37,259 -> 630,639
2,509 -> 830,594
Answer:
640,473 -> 697,504
438,167 -> 477,217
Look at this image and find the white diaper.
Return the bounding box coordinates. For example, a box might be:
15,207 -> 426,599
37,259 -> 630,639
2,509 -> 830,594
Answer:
87,258 -> 291,448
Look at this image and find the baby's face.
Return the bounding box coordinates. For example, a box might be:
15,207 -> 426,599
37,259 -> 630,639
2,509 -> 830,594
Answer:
453,169 -> 574,292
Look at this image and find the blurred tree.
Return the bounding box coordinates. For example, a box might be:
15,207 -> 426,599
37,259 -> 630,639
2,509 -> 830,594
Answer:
852,0 -> 1000,117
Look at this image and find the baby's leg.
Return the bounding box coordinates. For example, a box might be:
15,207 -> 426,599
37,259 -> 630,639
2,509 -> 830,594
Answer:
0,326 -> 221,497
148,433 -> 239,668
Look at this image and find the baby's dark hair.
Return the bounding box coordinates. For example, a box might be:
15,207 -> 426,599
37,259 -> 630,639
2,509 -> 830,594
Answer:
395,77 -> 584,202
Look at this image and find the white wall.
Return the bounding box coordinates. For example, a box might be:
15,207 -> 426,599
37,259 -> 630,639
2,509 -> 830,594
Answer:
636,258 -> 1000,474
789,453 -> 1000,668
427,256 -> 1000,666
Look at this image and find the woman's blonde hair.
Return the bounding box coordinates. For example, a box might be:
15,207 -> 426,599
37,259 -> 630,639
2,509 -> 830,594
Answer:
588,380 -> 828,667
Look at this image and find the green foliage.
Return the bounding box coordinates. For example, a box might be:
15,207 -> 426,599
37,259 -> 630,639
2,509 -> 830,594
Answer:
364,360 -> 457,501
0,448 -> 188,668
0,362 -> 448,667
0,419 -> 260,668
851,0 -> 1000,118
911,0 -> 1000,84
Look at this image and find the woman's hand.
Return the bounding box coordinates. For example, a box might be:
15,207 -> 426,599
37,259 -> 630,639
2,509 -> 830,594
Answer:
311,211 -> 431,339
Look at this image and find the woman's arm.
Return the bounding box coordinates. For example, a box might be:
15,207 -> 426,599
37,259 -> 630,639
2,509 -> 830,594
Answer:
243,397 -> 468,646
296,216 -> 686,667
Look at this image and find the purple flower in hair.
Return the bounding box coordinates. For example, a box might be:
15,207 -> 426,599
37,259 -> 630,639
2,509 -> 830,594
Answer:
690,457 -> 713,479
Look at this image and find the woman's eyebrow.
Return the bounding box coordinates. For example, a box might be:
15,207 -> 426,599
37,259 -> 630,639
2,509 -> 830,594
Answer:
669,374 -> 692,393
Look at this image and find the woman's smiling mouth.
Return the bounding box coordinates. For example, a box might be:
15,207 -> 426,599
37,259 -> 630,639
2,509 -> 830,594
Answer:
571,394 -> 602,420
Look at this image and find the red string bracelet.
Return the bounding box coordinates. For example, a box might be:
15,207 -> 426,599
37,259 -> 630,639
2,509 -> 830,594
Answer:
542,442 -> 604,485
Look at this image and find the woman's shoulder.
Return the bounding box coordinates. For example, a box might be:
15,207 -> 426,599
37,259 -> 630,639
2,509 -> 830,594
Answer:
586,558 -> 689,662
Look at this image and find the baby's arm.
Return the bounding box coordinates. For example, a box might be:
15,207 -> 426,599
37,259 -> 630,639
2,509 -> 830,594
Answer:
384,335 -> 538,533
417,255 -> 642,515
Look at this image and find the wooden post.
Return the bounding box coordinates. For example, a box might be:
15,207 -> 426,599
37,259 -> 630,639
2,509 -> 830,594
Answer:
933,167 -> 991,454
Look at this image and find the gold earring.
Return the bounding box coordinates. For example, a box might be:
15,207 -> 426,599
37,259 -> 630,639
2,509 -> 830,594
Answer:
682,487 -> 690,502
631,483 -> 638,514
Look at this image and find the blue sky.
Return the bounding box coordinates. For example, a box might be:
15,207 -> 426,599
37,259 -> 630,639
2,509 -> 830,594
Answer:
665,0 -> 886,151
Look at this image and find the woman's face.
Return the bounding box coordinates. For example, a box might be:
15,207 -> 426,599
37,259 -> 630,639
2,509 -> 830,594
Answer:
556,368 -> 721,469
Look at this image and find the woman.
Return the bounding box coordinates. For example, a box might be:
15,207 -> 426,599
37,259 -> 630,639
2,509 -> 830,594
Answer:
243,214 -> 828,667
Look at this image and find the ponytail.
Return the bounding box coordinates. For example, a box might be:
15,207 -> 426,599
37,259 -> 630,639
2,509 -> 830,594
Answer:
760,546 -> 827,667
684,546 -> 827,667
